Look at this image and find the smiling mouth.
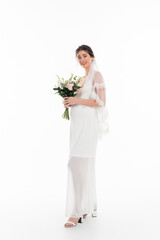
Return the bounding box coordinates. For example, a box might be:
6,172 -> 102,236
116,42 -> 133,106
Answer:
82,62 -> 87,65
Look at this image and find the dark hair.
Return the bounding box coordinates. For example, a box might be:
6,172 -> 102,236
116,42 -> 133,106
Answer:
75,45 -> 95,58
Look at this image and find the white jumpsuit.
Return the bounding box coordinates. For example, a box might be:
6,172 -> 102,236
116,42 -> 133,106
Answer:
65,79 -> 99,218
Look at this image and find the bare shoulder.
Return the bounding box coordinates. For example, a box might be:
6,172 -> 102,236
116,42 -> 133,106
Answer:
95,71 -> 104,79
93,71 -> 104,84
95,70 -> 102,77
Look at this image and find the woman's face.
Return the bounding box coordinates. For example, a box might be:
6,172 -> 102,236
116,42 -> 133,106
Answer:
76,50 -> 94,69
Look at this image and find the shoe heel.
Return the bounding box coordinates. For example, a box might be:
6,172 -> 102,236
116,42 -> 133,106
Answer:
92,209 -> 97,217
78,216 -> 83,223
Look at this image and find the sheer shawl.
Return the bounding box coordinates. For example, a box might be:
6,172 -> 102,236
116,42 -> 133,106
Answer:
83,58 -> 110,140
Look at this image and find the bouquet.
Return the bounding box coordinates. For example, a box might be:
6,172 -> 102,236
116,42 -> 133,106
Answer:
53,73 -> 82,120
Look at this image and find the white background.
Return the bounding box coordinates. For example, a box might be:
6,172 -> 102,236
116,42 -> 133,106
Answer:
0,0 -> 160,239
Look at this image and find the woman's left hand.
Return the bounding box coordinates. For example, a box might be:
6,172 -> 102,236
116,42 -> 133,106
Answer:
63,97 -> 79,107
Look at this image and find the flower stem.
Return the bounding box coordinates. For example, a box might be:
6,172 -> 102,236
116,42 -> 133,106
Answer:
62,108 -> 69,120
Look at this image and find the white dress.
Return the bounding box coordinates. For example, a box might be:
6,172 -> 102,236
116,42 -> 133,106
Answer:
65,77 -> 99,218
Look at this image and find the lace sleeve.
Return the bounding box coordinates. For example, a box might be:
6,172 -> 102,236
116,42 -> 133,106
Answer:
92,71 -> 106,107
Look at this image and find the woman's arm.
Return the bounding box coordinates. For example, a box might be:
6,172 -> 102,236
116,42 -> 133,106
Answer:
77,98 -> 102,107
63,96 -> 103,108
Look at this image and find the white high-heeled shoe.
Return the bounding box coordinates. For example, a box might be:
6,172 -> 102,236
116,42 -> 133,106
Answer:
64,216 -> 83,228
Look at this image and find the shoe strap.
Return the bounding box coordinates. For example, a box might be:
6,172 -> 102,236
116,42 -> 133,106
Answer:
66,221 -> 76,225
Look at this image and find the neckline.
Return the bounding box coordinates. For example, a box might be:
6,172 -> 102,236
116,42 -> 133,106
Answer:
81,76 -> 87,89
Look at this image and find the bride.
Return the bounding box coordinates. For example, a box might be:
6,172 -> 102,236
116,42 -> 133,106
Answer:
63,45 -> 109,228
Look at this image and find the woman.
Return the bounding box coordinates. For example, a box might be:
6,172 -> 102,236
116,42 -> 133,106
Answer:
63,45 -> 109,228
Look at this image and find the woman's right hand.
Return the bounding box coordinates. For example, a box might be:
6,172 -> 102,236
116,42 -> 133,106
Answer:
62,98 -> 70,108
